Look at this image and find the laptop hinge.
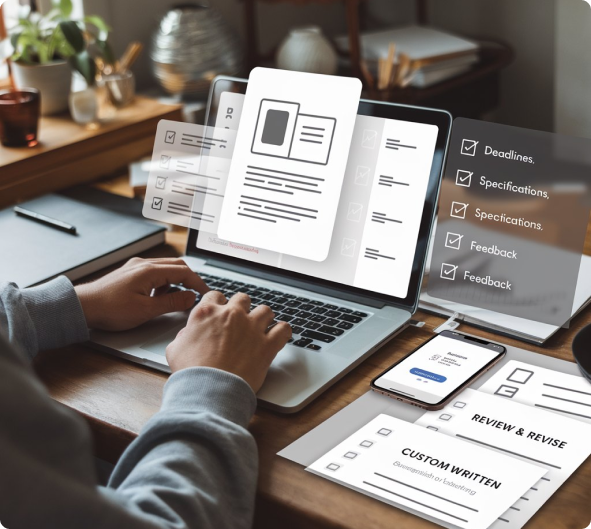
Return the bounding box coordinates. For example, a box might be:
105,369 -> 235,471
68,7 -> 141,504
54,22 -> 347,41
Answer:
201,259 -> 394,309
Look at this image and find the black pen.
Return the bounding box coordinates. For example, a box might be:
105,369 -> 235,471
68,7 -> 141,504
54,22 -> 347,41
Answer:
14,206 -> 77,235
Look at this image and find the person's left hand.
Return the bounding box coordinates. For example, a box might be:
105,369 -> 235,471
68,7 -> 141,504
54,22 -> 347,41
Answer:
75,257 -> 210,331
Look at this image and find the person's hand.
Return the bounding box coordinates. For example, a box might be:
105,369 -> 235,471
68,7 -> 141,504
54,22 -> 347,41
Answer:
166,291 -> 292,393
75,257 -> 209,332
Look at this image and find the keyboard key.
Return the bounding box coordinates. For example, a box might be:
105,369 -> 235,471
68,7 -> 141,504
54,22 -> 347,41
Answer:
270,290 -> 283,296
304,321 -> 321,330
277,314 -> 294,322
270,303 -> 285,312
353,311 -> 368,318
287,337 -> 294,343
272,297 -> 288,304
318,325 -> 345,337
292,325 -> 305,335
284,308 -> 300,316
258,287 -> 271,292
306,344 -> 322,351
296,297 -> 311,302
325,310 -> 342,318
292,318 -> 307,327
324,318 -> 339,327
339,307 -> 353,314
231,281 -> 245,287
312,307 -> 327,314
324,304 -> 338,310
284,293 -> 297,299
293,338 -> 313,347
261,294 -> 275,301
340,314 -> 362,324
310,300 -> 324,306
310,315 -> 326,323
299,303 -> 314,311
296,310 -> 312,319
337,321 -> 354,330
285,300 -> 301,308
301,330 -> 335,343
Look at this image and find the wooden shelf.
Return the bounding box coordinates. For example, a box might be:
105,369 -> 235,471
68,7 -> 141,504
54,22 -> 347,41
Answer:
0,96 -> 182,208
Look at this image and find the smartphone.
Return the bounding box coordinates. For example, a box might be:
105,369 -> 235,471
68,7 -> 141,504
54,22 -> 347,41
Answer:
370,330 -> 506,410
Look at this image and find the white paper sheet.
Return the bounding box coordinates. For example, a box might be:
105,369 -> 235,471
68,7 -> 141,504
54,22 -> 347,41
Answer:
479,360 -> 591,424
218,68 -> 361,261
307,414 -> 546,529
415,389 -> 591,528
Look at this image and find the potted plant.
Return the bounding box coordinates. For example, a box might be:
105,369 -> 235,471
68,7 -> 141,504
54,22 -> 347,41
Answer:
8,0 -> 112,116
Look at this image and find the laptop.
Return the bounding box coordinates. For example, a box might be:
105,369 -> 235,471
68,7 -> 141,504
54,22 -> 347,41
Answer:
89,76 -> 451,413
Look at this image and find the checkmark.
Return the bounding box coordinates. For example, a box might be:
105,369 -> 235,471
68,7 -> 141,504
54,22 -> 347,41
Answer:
160,155 -> 171,169
355,166 -> 371,186
445,232 -> 464,250
347,202 -> 364,222
450,201 -> 468,219
164,130 -> 176,144
455,170 -> 473,187
341,238 -> 357,257
152,197 -> 164,210
361,129 -> 377,149
440,263 -> 458,281
155,176 -> 167,190
461,139 -> 478,156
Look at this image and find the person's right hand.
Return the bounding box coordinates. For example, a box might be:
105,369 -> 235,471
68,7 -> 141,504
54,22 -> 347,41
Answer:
166,291 -> 292,393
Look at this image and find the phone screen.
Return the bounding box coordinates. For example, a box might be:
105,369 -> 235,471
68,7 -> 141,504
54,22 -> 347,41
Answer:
372,332 -> 505,405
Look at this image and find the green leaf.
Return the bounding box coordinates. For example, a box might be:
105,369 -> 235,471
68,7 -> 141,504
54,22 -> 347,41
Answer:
84,16 -> 111,35
69,50 -> 97,86
59,21 -> 85,54
53,0 -> 73,18
95,39 -> 115,65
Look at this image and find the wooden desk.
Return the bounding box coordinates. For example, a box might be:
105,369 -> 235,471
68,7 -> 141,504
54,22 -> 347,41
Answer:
34,178 -> 591,529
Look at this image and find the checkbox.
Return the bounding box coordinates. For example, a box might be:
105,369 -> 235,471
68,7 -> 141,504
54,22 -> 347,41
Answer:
440,263 -> 458,281
347,202 -> 364,222
461,139 -> 479,156
377,428 -> 392,437
359,440 -> 373,448
326,463 -> 340,471
494,385 -> 520,398
151,197 -> 164,211
344,451 -> 358,459
160,155 -> 171,169
164,130 -> 176,144
455,170 -> 473,187
155,176 -> 168,190
445,232 -> 463,250
355,165 -> 371,186
450,201 -> 468,219
362,129 -> 377,149
341,238 -> 357,258
453,401 -> 467,409
439,413 -> 453,421
507,368 -> 534,384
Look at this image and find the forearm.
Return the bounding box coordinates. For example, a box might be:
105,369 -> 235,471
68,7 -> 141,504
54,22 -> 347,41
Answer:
106,367 -> 259,529
0,276 -> 89,361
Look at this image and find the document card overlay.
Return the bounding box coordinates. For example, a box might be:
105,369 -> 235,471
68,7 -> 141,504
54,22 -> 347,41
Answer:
415,389 -> 591,529
307,415 -> 546,529
479,360 -> 591,424
218,68 -> 362,261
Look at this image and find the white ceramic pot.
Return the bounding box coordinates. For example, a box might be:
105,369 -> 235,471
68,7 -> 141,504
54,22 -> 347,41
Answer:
69,87 -> 100,127
277,26 -> 338,75
11,60 -> 72,116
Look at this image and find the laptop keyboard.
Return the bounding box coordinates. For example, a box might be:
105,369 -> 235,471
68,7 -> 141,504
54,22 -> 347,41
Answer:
196,272 -> 369,351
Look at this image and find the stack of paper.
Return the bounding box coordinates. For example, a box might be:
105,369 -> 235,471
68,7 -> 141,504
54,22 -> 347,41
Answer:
335,25 -> 480,88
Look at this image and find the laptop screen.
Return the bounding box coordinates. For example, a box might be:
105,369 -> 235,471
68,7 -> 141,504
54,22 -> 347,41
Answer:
187,77 -> 451,310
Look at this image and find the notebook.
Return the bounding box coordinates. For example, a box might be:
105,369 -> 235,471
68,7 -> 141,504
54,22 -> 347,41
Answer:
0,193 -> 166,287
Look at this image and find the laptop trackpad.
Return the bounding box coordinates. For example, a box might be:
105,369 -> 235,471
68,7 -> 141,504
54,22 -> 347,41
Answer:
140,324 -> 184,356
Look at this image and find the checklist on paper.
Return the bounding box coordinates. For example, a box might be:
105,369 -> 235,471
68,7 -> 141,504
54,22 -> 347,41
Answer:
218,68 -> 362,262
142,120 -> 236,230
415,389 -> 591,529
307,414 -> 546,529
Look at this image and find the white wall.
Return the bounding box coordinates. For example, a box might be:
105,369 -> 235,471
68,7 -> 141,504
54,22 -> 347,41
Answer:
555,0 -> 591,137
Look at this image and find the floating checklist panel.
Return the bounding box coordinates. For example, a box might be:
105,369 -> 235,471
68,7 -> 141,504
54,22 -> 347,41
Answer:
142,120 -> 236,231
428,118 -> 591,326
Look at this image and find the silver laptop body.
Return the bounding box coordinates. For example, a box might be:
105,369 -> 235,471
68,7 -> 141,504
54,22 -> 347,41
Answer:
90,78 -> 451,413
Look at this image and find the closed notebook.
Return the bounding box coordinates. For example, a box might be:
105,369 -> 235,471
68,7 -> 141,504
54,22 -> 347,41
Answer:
0,194 -> 166,287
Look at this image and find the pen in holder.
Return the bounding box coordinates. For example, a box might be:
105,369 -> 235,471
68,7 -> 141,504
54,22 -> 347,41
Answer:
103,70 -> 136,108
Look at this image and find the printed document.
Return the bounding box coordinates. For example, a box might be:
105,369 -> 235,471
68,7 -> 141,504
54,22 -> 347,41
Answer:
307,414 -> 546,529
415,389 -> 591,528
218,67 -> 362,261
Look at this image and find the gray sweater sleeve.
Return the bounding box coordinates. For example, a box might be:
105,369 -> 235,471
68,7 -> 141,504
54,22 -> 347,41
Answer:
0,279 -> 259,529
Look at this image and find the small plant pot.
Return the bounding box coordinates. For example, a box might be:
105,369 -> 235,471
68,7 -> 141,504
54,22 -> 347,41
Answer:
69,86 -> 101,127
11,60 -> 72,116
